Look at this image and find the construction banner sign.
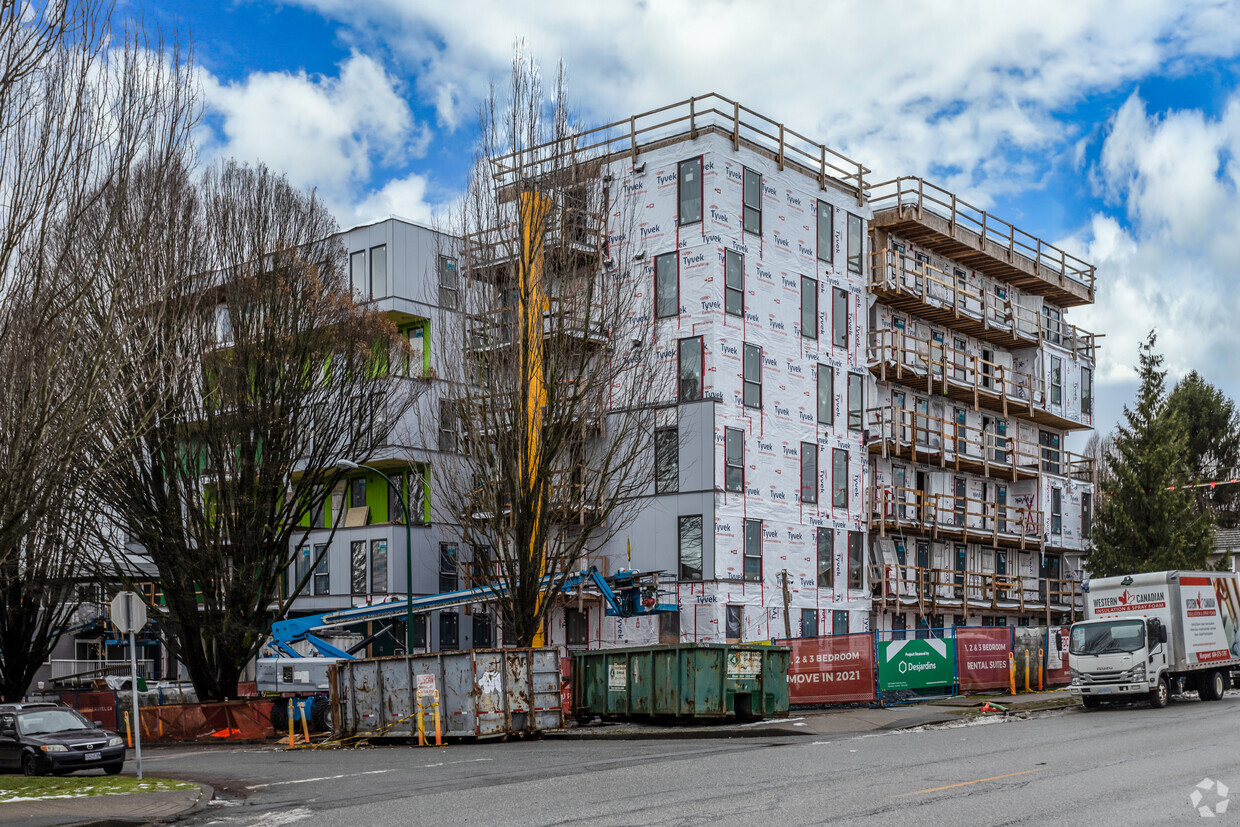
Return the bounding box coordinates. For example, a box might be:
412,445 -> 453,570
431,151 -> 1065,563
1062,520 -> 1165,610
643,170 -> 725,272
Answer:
785,634 -> 875,704
956,628 -> 1011,691
877,639 -> 955,691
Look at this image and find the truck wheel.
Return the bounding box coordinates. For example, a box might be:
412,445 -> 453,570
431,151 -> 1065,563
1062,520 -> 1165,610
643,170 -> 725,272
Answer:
1150,677 -> 1170,709
1206,670 -> 1226,702
1081,696 -> 1100,709
310,697 -> 332,732
270,700 -> 288,732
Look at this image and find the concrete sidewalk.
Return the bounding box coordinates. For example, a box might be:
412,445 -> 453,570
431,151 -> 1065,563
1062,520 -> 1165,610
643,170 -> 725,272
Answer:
0,782 -> 212,827
552,688 -> 1079,740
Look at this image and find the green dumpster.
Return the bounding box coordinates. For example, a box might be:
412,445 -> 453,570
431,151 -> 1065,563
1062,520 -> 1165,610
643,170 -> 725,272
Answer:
572,643 -> 790,722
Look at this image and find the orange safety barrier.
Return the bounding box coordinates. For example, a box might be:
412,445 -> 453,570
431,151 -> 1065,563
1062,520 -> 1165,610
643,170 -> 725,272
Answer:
134,700 -> 276,743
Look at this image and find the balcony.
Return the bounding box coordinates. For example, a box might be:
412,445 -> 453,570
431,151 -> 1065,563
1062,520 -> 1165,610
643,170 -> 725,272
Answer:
868,177 -> 1095,308
461,207 -> 605,285
870,247 -> 1098,359
467,294 -> 609,353
50,659 -> 157,686
866,403 -> 1096,483
868,484 -> 1044,552
867,327 -> 1090,430
871,564 -> 1082,617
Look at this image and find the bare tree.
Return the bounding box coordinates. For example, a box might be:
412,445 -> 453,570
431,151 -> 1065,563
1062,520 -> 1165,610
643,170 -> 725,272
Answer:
435,53 -> 669,647
94,160 -> 424,700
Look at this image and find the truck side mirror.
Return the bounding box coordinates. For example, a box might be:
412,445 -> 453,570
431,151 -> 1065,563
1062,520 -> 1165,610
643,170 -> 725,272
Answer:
1160,626 -> 1168,644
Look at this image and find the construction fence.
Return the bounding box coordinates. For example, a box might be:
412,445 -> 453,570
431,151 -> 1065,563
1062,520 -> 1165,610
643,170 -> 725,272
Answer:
56,691 -> 275,742
778,625 -> 1070,707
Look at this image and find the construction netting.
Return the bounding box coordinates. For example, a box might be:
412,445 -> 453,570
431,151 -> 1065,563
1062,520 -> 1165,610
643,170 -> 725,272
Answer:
135,699 -> 275,742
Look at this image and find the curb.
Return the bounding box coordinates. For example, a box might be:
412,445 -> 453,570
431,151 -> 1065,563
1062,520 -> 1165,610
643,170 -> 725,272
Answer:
180,783 -> 216,820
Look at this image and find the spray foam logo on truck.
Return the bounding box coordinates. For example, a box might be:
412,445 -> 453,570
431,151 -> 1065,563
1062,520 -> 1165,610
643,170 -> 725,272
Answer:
1186,591 -> 1218,618
1093,588 -> 1166,614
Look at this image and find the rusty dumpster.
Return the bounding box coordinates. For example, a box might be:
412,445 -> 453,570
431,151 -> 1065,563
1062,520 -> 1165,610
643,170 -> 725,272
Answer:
572,643 -> 790,722
329,648 -> 563,740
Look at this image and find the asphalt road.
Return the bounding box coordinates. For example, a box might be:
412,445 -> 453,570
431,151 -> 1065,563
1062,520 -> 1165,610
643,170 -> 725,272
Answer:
153,696 -> 1240,826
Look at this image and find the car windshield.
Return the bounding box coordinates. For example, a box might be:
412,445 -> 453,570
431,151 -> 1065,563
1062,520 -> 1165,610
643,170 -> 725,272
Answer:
1071,621 -> 1146,655
19,709 -> 91,735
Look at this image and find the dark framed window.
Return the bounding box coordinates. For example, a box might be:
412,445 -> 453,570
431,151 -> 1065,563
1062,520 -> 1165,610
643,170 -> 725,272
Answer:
832,448 -> 848,508
891,614 -> 907,640
655,252 -> 679,318
1051,487 -> 1062,535
370,244 -> 387,298
565,608 -> 589,646
439,612 -> 459,651
472,614 -> 493,648
1082,492 -> 1093,539
847,213 -> 863,275
833,610 -> 850,635
387,472 -> 405,524
439,543 -> 458,593
312,485 -> 326,528
801,441 -> 818,504
659,611 -> 681,644
1040,430 -> 1061,475
350,540 -> 366,594
678,515 -> 703,581
408,468 -> 426,524
412,614 -> 427,649
312,544 -> 329,595
726,605 -> 743,641
370,539 -> 388,593
439,400 -> 457,452
350,477 -> 366,510
725,248 -> 744,317
655,427 -> 679,494
743,167 -> 762,235
817,528 -> 834,587
833,287 -> 849,348
847,531 -> 864,589
1043,305 -> 1062,344
1051,356 -> 1063,405
678,336 -> 703,402
801,276 -> 818,340
350,250 -> 365,299
744,519 -> 762,582
295,545 -> 310,588
847,373 -> 864,432
678,157 -> 703,225
801,609 -> 819,639
1082,367 -> 1093,415
743,343 -> 762,408
438,255 -> 458,310
817,200 -> 833,264
725,427 -> 744,493
817,364 -> 834,425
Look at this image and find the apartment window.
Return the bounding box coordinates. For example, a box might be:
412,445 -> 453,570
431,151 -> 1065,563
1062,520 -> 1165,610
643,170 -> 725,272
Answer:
801,442 -> 818,504
439,399 -> 457,452
801,609 -> 820,639
724,249 -> 744,316
350,540 -> 366,594
472,545 -> 492,586
370,539 -> 388,593
387,472 -> 405,523
350,477 -> 366,511
405,324 -> 426,378
312,485 -> 326,528
678,515 -> 703,581
726,605 -> 743,642
743,343 -> 762,408
370,244 -> 387,298
659,611 -> 681,644
801,276 -> 818,340
743,167 -> 762,235
817,200 -> 833,264
438,255 -> 459,310
891,615 -> 907,640
725,427 -> 744,493
439,612 -> 459,651
832,448 -> 848,509
655,252 -> 679,318
678,157 -> 702,225
743,519 -> 762,582
678,336 -> 703,402
832,287 -> 849,348
817,364 -> 834,425
817,528 -> 834,587
565,608 -> 589,646
350,250 -> 365,299
1040,430 -> 1061,475
1043,305 -> 1062,344
1051,356 -> 1063,406
296,545 -> 311,588
847,373 -> 863,432
834,610 -> 850,635
313,543 -> 330,596
408,468 -> 426,524
847,213 -> 863,275
1082,367 -> 1093,415
411,614 -> 427,649
848,531 -> 864,590
1082,492 -> 1093,540
472,614 -> 493,649
439,543 -> 458,593
654,427 -> 679,494
1051,487 -> 1062,536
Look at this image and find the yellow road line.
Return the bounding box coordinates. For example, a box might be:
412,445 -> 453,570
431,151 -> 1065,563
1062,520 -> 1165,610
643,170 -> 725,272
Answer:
894,769 -> 1041,797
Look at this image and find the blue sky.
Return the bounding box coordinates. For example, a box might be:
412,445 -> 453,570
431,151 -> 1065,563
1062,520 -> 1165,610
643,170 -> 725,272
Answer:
130,0 -> 1240,441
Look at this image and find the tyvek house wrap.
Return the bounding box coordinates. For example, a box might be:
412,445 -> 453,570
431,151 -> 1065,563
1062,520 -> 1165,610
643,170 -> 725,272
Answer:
592,133 -> 873,645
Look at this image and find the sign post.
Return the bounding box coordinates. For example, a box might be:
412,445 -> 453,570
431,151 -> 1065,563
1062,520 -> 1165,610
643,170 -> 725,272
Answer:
109,591 -> 147,780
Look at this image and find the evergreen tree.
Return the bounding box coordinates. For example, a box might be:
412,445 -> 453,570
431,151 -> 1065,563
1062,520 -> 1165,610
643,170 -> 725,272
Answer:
1165,370 -> 1240,528
1088,331 -> 1214,576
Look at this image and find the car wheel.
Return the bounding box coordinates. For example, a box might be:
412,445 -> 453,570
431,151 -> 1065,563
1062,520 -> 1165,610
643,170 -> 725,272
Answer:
1150,677 -> 1170,709
104,762 -> 123,776
21,753 -> 42,777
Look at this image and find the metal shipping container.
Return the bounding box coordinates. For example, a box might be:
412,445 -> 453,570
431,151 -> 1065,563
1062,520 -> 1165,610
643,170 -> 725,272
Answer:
573,643 -> 790,722
329,648 -> 563,740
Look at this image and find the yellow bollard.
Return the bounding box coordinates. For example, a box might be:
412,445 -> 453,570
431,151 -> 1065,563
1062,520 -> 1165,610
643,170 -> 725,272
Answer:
1038,648 -> 1045,691
433,690 -> 442,747
1008,652 -> 1016,696
287,699 -> 294,749
124,711 -> 133,748
300,702 -> 311,744
416,695 -> 426,747
1023,650 -> 1030,693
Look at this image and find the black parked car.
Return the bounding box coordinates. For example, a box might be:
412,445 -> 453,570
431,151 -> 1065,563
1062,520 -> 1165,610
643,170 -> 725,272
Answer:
0,703 -> 127,776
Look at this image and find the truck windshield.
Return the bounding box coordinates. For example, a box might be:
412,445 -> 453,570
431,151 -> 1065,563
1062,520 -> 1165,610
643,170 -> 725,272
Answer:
1070,620 -> 1147,655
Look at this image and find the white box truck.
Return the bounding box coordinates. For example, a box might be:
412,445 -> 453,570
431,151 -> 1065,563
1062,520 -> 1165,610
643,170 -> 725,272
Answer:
1069,571 -> 1240,708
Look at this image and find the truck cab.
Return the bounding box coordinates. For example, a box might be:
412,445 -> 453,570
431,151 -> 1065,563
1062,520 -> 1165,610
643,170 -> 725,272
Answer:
1069,616 -> 1169,707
